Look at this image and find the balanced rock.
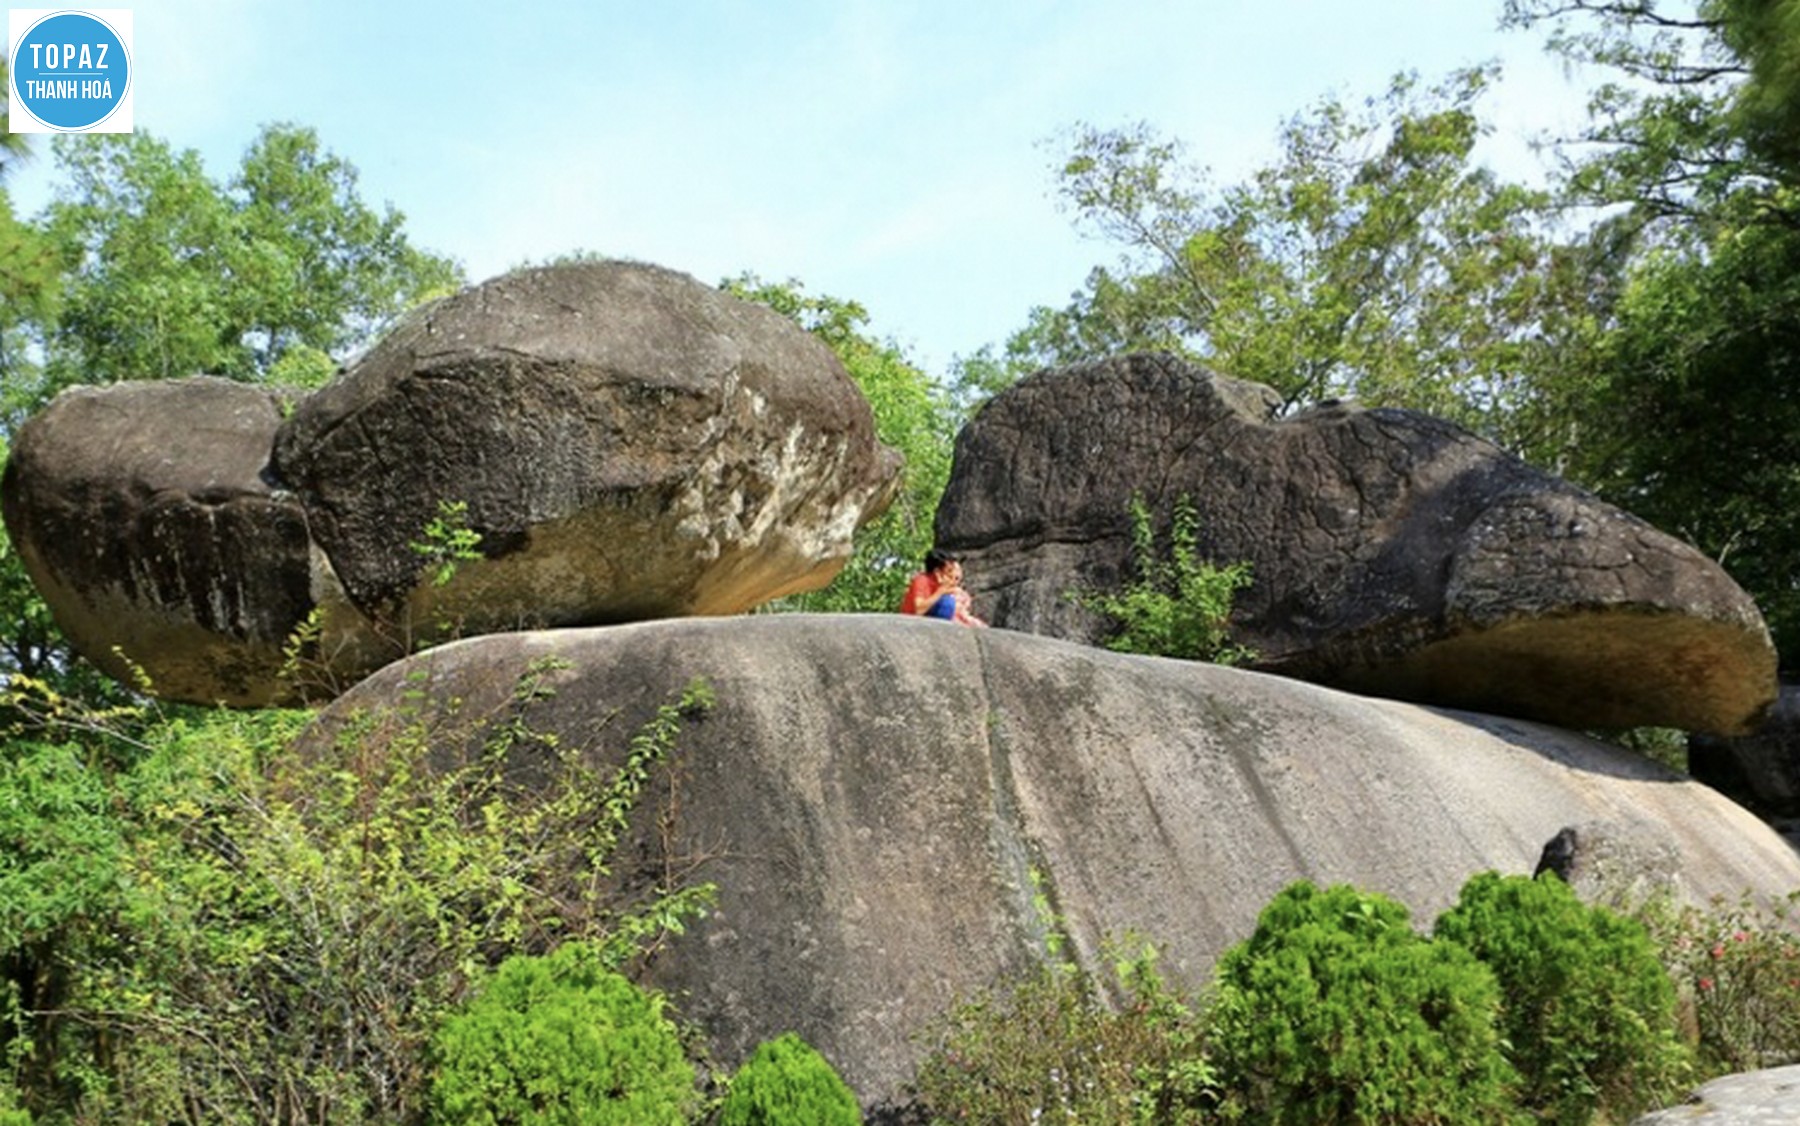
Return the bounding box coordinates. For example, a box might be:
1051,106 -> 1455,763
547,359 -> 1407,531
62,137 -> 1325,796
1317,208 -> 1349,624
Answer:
272,260 -> 900,628
299,615 -> 1800,1111
1,262 -> 900,705
935,352 -> 1776,735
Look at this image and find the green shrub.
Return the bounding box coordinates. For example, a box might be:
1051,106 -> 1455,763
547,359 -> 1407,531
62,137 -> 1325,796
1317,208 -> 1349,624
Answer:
1072,494 -> 1254,665
0,669 -> 715,1123
1434,871 -> 1691,1124
1636,891 -> 1800,1076
429,941 -> 695,1125
719,1032 -> 861,1126
911,937 -> 1215,1125
1208,881 -> 1518,1125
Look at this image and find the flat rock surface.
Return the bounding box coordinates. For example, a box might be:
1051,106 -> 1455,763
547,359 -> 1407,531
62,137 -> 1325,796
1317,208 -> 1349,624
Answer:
1636,1065 -> 1800,1123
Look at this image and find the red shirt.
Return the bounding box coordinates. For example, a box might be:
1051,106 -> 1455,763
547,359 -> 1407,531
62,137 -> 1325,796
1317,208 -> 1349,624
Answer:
900,572 -> 937,614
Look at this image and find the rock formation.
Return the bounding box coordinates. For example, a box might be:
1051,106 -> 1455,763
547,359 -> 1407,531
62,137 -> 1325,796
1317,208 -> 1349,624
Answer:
1,261 -> 900,706
1690,683 -> 1800,822
298,615 -> 1800,1111
0,377 -> 326,704
935,352 -> 1776,735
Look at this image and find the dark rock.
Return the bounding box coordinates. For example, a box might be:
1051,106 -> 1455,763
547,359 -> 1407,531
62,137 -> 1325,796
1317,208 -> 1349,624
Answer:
272,260 -> 900,628
1691,684 -> 1800,819
297,615 -> 1800,1109
0,377 -> 350,706
935,352 -> 1776,735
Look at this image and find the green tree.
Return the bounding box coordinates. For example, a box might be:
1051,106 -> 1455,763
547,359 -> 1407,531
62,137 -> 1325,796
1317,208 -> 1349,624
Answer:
41,123 -> 461,392
0,60 -> 31,177
986,68 -> 1557,444
1504,0 -> 1800,668
724,275 -> 955,613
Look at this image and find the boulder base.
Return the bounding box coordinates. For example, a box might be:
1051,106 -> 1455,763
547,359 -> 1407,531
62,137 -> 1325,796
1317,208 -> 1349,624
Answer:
300,615 -> 1800,1110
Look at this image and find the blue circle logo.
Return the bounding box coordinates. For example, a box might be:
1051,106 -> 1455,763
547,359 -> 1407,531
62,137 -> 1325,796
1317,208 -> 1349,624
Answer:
11,11 -> 131,131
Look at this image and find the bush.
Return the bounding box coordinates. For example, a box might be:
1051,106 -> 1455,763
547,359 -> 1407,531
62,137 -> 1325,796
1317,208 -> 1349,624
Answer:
0,669 -> 716,1122
1208,881 -> 1518,1125
429,941 -> 695,1125
1434,871 -> 1691,1124
718,1032 -> 861,1126
1636,891 -> 1800,1076
910,937 -> 1215,1125
1072,494 -> 1254,665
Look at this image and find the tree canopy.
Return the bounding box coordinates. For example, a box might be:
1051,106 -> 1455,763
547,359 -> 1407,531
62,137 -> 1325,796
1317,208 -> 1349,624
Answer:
970,68 -> 1564,449
38,124 -> 461,396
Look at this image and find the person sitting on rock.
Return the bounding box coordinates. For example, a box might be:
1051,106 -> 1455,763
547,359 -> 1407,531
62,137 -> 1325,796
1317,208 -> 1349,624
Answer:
900,550 -> 987,627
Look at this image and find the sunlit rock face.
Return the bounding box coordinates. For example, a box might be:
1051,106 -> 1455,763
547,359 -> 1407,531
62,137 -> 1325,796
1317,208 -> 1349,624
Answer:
936,352 -> 1776,736
1,261 -> 899,706
298,615 -> 1800,1111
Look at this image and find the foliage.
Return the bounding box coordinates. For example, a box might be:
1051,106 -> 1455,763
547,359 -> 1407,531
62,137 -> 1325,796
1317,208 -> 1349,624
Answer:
38,124 -> 461,394
1636,890 -> 1800,1076
724,275 -> 956,614
1501,0 -> 1765,230
1557,209 -> 1800,667
428,941 -> 695,1126
717,1032 -> 861,1126
1502,0 -> 1800,670
0,670 -> 715,1123
1207,881 -> 1518,1125
910,937 -> 1216,1125
409,498 -> 484,588
990,69 -> 1557,444
1434,872 -> 1691,1124
1072,495 -> 1254,665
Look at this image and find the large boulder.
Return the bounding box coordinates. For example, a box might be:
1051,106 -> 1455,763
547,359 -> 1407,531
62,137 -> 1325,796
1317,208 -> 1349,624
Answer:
0,377 -> 341,704
935,352 -> 1776,735
300,615 -> 1800,1112
1,261 -> 900,706
272,260 -> 901,628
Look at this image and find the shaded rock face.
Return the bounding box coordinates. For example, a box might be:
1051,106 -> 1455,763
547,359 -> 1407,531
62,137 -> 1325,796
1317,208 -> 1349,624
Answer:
0,262 -> 899,706
301,615 -> 1800,1112
0,377 -> 326,703
935,352 -> 1776,735
1690,683 -> 1800,821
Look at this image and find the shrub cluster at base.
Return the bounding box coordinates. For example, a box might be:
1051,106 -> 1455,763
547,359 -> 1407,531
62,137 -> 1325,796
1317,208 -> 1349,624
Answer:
1209,882 -> 1518,1124
429,942 -> 696,1125
717,1032 -> 863,1126
909,871 -> 1733,1125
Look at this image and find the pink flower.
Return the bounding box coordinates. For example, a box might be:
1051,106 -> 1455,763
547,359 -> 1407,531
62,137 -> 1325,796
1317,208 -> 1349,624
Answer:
1712,943 -> 1727,959
1700,977 -> 1715,991
1735,930 -> 1751,943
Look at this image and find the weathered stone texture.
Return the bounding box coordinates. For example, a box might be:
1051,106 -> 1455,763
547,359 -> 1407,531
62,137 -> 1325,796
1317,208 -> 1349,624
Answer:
935,352 -> 1776,734
1,261 -> 900,705
299,615 -> 1800,1110
0,377 -> 328,705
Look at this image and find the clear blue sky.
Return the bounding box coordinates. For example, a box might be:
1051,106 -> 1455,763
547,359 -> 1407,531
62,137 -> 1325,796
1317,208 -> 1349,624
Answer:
7,1 -> 1597,377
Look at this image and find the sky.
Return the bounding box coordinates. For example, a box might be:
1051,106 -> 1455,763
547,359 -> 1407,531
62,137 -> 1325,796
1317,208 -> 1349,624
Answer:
6,1 -> 1601,377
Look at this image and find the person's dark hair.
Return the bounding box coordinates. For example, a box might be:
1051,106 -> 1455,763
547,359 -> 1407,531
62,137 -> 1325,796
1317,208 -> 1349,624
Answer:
924,549 -> 957,574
